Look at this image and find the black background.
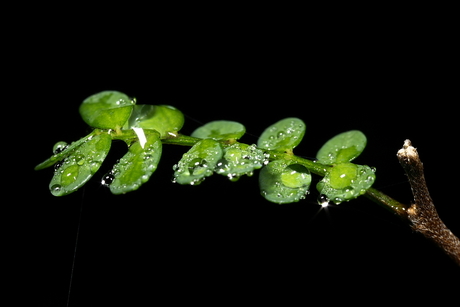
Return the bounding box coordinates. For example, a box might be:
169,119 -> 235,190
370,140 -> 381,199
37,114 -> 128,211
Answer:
13,15 -> 459,306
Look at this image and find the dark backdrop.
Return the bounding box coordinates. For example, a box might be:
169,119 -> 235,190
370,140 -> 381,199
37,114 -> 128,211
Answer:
20,26 -> 459,306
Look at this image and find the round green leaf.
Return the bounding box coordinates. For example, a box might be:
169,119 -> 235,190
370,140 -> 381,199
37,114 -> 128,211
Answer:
259,160 -> 311,204
191,120 -> 246,141
316,130 -> 367,164
257,118 -> 306,152
109,129 -> 162,195
128,105 -> 184,138
49,132 -> 112,196
79,91 -> 135,129
316,163 -> 376,204
215,144 -> 267,181
173,139 -> 223,185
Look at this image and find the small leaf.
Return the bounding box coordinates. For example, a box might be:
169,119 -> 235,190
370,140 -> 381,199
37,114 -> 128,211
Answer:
173,139 -> 223,185
259,160 -> 311,204
257,118 -> 306,152
316,130 -> 367,164
191,120 -> 246,141
49,132 -> 112,196
316,163 -> 376,204
215,144 -> 267,181
79,91 -> 135,129
109,129 -> 162,195
128,105 -> 184,138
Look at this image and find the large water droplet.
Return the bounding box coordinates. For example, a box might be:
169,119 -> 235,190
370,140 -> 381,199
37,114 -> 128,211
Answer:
318,194 -> 330,207
53,141 -> 68,154
75,154 -> 86,166
101,172 -> 115,187
188,158 -> 208,176
90,161 -> 101,173
51,184 -> 62,193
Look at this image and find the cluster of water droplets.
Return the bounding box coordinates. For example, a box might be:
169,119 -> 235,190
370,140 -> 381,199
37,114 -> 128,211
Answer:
317,164 -> 376,204
172,140 -> 222,185
215,144 -> 267,181
257,118 -> 305,151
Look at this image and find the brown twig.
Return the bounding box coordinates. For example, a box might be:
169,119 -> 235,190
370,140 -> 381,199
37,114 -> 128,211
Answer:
397,140 -> 460,266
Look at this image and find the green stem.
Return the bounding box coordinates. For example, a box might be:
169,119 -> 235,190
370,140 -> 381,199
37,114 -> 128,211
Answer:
264,150 -> 330,176
365,187 -> 409,219
161,134 -> 203,146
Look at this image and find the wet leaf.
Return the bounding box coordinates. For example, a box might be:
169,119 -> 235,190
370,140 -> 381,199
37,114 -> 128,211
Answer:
191,120 -> 246,141
316,130 -> 367,164
173,139 -> 223,185
109,129 -> 162,194
257,118 -> 306,152
49,132 -> 112,196
215,143 -> 267,181
259,160 -> 311,204
316,163 -> 376,204
128,105 -> 184,138
79,91 -> 135,129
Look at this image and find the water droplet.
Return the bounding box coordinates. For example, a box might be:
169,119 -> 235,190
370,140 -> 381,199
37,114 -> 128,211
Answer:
53,141 -> 68,154
90,161 -> 101,173
188,158 -> 208,176
54,160 -> 64,171
318,194 -> 330,207
51,184 -> 62,193
75,154 -> 85,166
101,172 -> 115,187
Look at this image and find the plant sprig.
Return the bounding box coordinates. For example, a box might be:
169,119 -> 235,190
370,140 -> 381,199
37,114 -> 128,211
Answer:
34,91 -> 397,210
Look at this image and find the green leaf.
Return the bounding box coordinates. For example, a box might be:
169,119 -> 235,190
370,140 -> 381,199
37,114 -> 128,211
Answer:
257,118 -> 306,152
259,160 -> 312,204
316,163 -> 376,204
215,143 -> 267,181
316,130 -> 367,164
49,132 -> 112,196
173,139 -> 223,185
109,129 -> 162,195
191,120 -> 246,141
128,105 -> 185,138
79,91 -> 135,129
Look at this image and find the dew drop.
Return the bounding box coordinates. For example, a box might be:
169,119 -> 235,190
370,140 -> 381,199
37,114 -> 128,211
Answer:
51,184 -> 62,193
318,194 -> 330,207
75,154 -> 86,166
53,141 -> 68,154
188,158 -> 208,176
90,161 -> 101,173
54,160 -> 64,171
101,172 -> 115,187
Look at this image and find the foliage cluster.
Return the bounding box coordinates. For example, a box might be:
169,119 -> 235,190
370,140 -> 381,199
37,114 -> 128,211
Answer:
35,91 -> 376,204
